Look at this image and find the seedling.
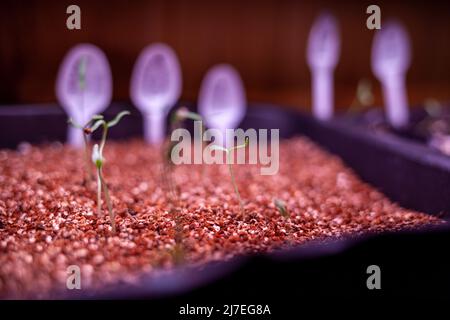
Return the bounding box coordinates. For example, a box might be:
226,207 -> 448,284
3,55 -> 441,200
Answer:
164,107 -> 204,186
162,106 -> 204,264
274,198 -> 293,244
162,107 -> 204,199
274,198 -> 289,218
209,137 -> 249,215
88,110 -> 130,233
167,107 -> 204,164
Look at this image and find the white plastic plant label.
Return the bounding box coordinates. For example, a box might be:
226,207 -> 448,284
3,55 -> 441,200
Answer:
306,13 -> 340,121
56,43 -> 112,147
372,21 -> 411,129
130,43 -> 182,144
198,64 -> 246,146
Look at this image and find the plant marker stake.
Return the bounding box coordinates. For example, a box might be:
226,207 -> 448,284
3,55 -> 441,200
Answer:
56,44 -> 112,147
372,21 -> 411,129
307,13 -> 340,121
198,64 -> 246,147
130,43 -> 182,144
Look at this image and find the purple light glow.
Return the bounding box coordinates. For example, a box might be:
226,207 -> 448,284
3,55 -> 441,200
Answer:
372,21 -> 411,128
130,43 -> 182,144
198,64 -> 246,147
56,44 -> 112,146
307,13 -> 340,121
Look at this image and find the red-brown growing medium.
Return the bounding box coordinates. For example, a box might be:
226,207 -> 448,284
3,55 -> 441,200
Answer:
0,137 -> 441,298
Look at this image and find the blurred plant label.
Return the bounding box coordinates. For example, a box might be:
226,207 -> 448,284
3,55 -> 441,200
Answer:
371,21 -> 411,128
130,43 -> 182,144
198,64 -> 246,147
66,265 -> 81,290
366,5 -> 381,30
306,13 -> 340,121
66,5 -> 81,30
56,44 -> 112,146
366,265 -> 381,289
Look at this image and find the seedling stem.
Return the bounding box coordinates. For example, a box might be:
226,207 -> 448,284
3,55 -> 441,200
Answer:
209,137 -> 249,215
88,110 -> 130,233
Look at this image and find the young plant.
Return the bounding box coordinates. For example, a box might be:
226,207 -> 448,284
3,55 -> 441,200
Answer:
88,110 -> 130,233
162,106 -> 204,264
209,137 -> 249,215
274,198 -> 289,219
273,198 -> 293,244
167,106 -> 204,164
162,107 -> 204,200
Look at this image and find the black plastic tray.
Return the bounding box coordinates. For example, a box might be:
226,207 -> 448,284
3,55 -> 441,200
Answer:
1,102 -> 449,301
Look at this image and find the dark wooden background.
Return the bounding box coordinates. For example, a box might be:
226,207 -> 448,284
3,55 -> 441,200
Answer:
1,0 -> 449,110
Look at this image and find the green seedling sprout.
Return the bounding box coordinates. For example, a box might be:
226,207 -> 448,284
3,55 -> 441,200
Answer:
209,137 -> 249,215
163,107 -> 204,199
88,110 -> 130,234
161,106 -> 204,264
165,106 -> 204,189
273,198 -> 293,244
274,198 -> 289,218
167,107 -> 204,165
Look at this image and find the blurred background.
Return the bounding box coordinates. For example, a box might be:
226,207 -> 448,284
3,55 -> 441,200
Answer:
0,0 -> 449,110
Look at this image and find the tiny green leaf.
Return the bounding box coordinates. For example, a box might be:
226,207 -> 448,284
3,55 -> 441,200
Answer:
274,198 -> 289,218
107,110 -> 130,128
